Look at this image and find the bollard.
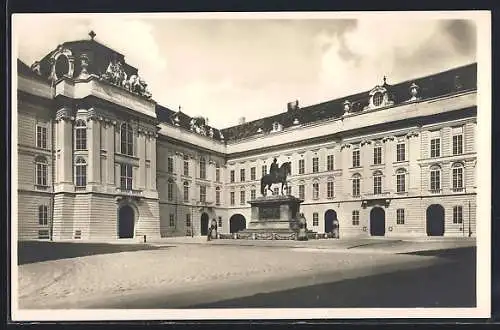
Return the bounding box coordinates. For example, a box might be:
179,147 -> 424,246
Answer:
143,235 -> 146,243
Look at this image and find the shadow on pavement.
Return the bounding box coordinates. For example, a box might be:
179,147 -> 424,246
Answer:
400,246 -> 476,260
188,248 -> 476,309
18,241 -> 168,265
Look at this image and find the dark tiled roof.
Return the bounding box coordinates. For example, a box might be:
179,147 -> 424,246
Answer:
155,104 -> 225,141
17,59 -> 49,83
220,63 -> 477,142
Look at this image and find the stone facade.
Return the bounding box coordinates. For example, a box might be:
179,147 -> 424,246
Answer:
15,38 -> 477,241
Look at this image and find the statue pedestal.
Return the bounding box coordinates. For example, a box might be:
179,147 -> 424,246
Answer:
238,195 -> 304,240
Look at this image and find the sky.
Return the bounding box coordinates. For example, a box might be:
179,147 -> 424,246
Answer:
13,13 -> 477,129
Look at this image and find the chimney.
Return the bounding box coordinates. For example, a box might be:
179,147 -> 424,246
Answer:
238,117 -> 246,125
287,100 -> 299,112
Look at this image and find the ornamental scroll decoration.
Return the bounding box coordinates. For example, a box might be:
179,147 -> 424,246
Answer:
100,60 -> 152,99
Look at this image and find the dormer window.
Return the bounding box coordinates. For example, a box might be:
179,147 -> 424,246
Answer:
373,92 -> 384,107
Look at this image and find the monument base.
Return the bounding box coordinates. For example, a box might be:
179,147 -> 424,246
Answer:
238,195 -> 304,240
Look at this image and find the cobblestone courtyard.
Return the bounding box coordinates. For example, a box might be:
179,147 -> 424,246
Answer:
17,238 -> 476,309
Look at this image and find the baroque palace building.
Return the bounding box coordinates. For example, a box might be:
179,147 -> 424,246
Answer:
16,35 -> 477,241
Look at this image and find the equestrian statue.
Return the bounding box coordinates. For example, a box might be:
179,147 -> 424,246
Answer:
260,158 -> 291,196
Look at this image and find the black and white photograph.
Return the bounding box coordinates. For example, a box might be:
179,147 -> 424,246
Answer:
10,11 -> 491,321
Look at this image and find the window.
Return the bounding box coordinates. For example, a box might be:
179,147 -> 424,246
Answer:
120,123 -> 134,156
298,159 -> 305,174
240,190 -> 246,205
352,149 -> 360,168
167,179 -> 174,201
199,157 -> 206,179
396,143 -> 406,162
313,182 -> 319,199
36,125 -> 47,149
327,155 -> 334,171
453,206 -> 463,224
453,134 -> 463,155
396,169 -> 406,193
430,165 -> 441,191
312,157 -> 319,173
262,165 -> 267,177
38,205 -> 48,225
183,156 -> 189,176
169,214 -> 175,227
373,171 -> 382,195
373,146 -> 382,165
250,167 -> 256,181
35,156 -> 48,186
251,189 -> 256,200
452,163 -> 464,190
215,187 -> 221,205
230,170 -> 235,183
230,191 -> 235,206
240,169 -> 245,182
183,181 -> 190,202
75,120 -> 87,150
218,216 -> 222,228
327,180 -> 334,199
120,164 -> 133,190
373,92 -> 383,107
352,210 -> 360,226
299,184 -> 305,199
313,212 -> 319,226
75,157 -> 87,187
430,138 -> 441,158
396,209 -> 405,225
167,157 -> 174,173
200,185 -> 206,203
38,229 -> 50,239
186,213 -> 191,227
352,174 -> 361,197
216,164 -> 221,182
273,187 -> 279,196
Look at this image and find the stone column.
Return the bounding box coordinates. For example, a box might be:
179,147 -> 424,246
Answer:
149,134 -> 157,191
106,120 -> 116,185
137,131 -> 146,190
87,117 -> 101,185
54,107 -> 74,191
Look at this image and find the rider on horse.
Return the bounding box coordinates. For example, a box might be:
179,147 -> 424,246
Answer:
270,158 -> 279,180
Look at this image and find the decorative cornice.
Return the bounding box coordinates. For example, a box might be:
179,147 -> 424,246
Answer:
55,107 -> 74,121
406,130 -> 419,139
340,143 -> 352,150
382,136 -> 395,143
360,139 -> 372,146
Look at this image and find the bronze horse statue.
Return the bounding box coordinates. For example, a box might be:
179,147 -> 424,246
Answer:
260,161 -> 291,196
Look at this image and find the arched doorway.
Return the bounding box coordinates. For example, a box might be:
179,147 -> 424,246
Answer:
118,205 -> 135,238
229,214 -> 246,233
324,209 -> 338,234
426,204 -> 445,236
200,212 -> 209,236
370,207 -> 386,236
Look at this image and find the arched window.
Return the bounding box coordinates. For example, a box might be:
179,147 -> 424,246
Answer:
430,165 -> 441,192
167,178 -> 174,201
35,156 -> 48,186
452,162 -> 464,190
373,170 -> 383,195
120,122 -> 134,156
396,168 -> 406,193
183,181 -> 190,202
199,157 -> 206,179
74,119 -> 87,150
215,186 -> 221,205
75,157 -> 87,187
352,173 -> 361,197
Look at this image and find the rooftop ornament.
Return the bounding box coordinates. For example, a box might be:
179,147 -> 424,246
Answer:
343,100 -> 351,115
408,82 -> 420,102
99,59 -> 152,99
293,118 -> 300,125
